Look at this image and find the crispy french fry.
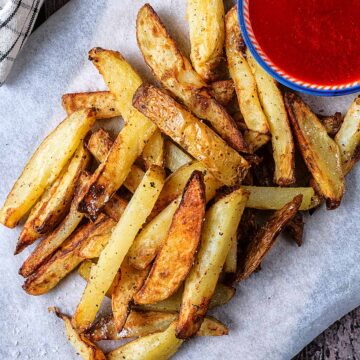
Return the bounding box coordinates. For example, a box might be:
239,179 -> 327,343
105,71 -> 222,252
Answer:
128,173 -> 221,270
335,95 -> 360,175
319,112 -> 343,137
112,258 -> 150,332
62,91 -> 121,119
16,144 -> 90,254
242,185 -> 321,211
50,308 -> 106,360
73,166 -> 164,332
107,321 -> 183,360
136,4 -> 247,152
78,49 -> 157,219
237,195 -> 302,281
187,0 -> 225,81
0,109 -> 95,228
225,6 -> 269,134
224,233 -> 237,273
208,80 -> 235,107
285,93 -> 344,209
247,50 -> 295,185
135,171 -> 206,304
133,84 -> 249,186
177,188 -> 249,338
87,311 -> 228,341
142,130 -> 164,168
164,141 -> 192,173
19,172 -> 90,278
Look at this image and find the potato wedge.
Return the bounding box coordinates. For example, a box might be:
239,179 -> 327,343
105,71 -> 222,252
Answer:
319,112 -> 343,137
285,93 -> 344,209
134,171 -> 206,304
107,321 -> 183,360
16,143 -> 90,254
128,173 -> 221,270
133,83 -> 249,186
136,4 -> 247,152
50,308 -> 106,360
0,109 -> 95,228
73,166 -> 164,332
187,0 -> 225,81
247,50 -> 295,185
335,95 -> 360,175
242,185 -> 320,211
208,80 -> 235,107
78,48 -> 157,219
164,141 -> 193,173
88,311 -> 228,341
142,130 -> 164,168
62,91 -> 121,119
177,188 -> 249,338
112,258 -> 150,332
237,195 -> 303,281
225,6 -> 269,134
19,172 -> 90,278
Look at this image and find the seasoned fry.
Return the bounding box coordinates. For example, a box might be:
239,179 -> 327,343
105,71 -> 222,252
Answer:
112,258 -> 150,332
237,195 -> 303,281
247,50 -> 295,185
107,321 -> 183,360
208,80 -> 235,107
177,188 -> 249,338
133,84 -> 249,186
135,171 -> 206,304
136,4 -> 247,152
224,233 -> 237,273
164,141 -> 192,173
335,95 -> 360,175
16,144 -> 90,254
187,0 -> 225,81
19,172 -> 90,278
142,130 -> 164,168
319,112 -> 343,137
62,91 -> 121,119
242,185 -> 320,211
0,109 -> 95,228
78,48 -> 157,219
225,6 -> 269,134
285,93 -> 344,209
73,166 -> 164,332
50,308 -> 106,360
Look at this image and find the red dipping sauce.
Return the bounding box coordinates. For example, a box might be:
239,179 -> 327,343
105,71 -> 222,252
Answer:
249,0 -> 360,86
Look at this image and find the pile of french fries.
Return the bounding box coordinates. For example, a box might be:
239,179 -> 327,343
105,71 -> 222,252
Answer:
1,2 -> 360,359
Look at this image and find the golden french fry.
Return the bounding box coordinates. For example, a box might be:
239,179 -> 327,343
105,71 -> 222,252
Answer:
208,80 -> 235,107
164,141 -> 193,173
0,109 -> 95,228
142,130 -> 164,168
224,233 -> 237,273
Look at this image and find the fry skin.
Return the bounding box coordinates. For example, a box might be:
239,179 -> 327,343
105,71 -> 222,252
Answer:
208,80 -> 235,107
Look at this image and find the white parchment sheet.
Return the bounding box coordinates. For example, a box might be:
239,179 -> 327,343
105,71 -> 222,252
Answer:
0,1 -> 359,359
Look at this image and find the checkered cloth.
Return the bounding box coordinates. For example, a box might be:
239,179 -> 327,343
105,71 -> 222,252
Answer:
0,0 -> 44,86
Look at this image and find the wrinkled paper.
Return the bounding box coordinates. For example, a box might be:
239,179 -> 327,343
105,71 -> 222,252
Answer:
0,1 -> 359,359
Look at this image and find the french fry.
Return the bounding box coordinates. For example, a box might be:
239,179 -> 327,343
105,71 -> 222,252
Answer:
177,188 -> 249,338
319,112 -> 343,137
102,193 -> 128,222
242,185 -> 320,211
134,171 -> 206,304
86,128 -> 113,162
285,93 -> 345,209
133,83 -> 249,186
208,80 -> 235,107
164,141 -> 192,173
285,212 -> 304,247
187,0 -> 225,81
0,109 -> 95,228
62,91 -> 121,119
87,311 -> 228,341
237,195 -> 302,281
247,50 -> 295,185
16,143 -> 90,254
50,308 -> 106,360
107,321 -> 183,360
225,6 -> 269,134
78,48 -> 157,219
73,166 -> 164,332
142,130 -> 164,168
223,233 -> 237,273
19,172 -> 90,278
136,4 -> 247,152
335,95 -> 360,175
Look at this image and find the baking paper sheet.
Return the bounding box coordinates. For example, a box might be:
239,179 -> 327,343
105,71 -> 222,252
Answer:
0,1 -> 359,359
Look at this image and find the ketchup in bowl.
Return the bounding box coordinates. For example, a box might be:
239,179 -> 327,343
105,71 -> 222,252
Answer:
248,0 -> 360,87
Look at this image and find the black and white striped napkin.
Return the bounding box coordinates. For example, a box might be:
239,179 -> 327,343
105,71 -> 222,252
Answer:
0,0 -> 44,86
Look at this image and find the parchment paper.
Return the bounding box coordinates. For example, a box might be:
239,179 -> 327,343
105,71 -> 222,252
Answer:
0,1 -> 359,359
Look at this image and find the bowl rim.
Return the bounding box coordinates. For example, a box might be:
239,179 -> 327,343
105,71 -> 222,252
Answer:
237,0 -> 360,97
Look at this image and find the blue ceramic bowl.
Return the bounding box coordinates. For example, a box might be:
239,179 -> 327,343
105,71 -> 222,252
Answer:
237,0 -> 360,96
